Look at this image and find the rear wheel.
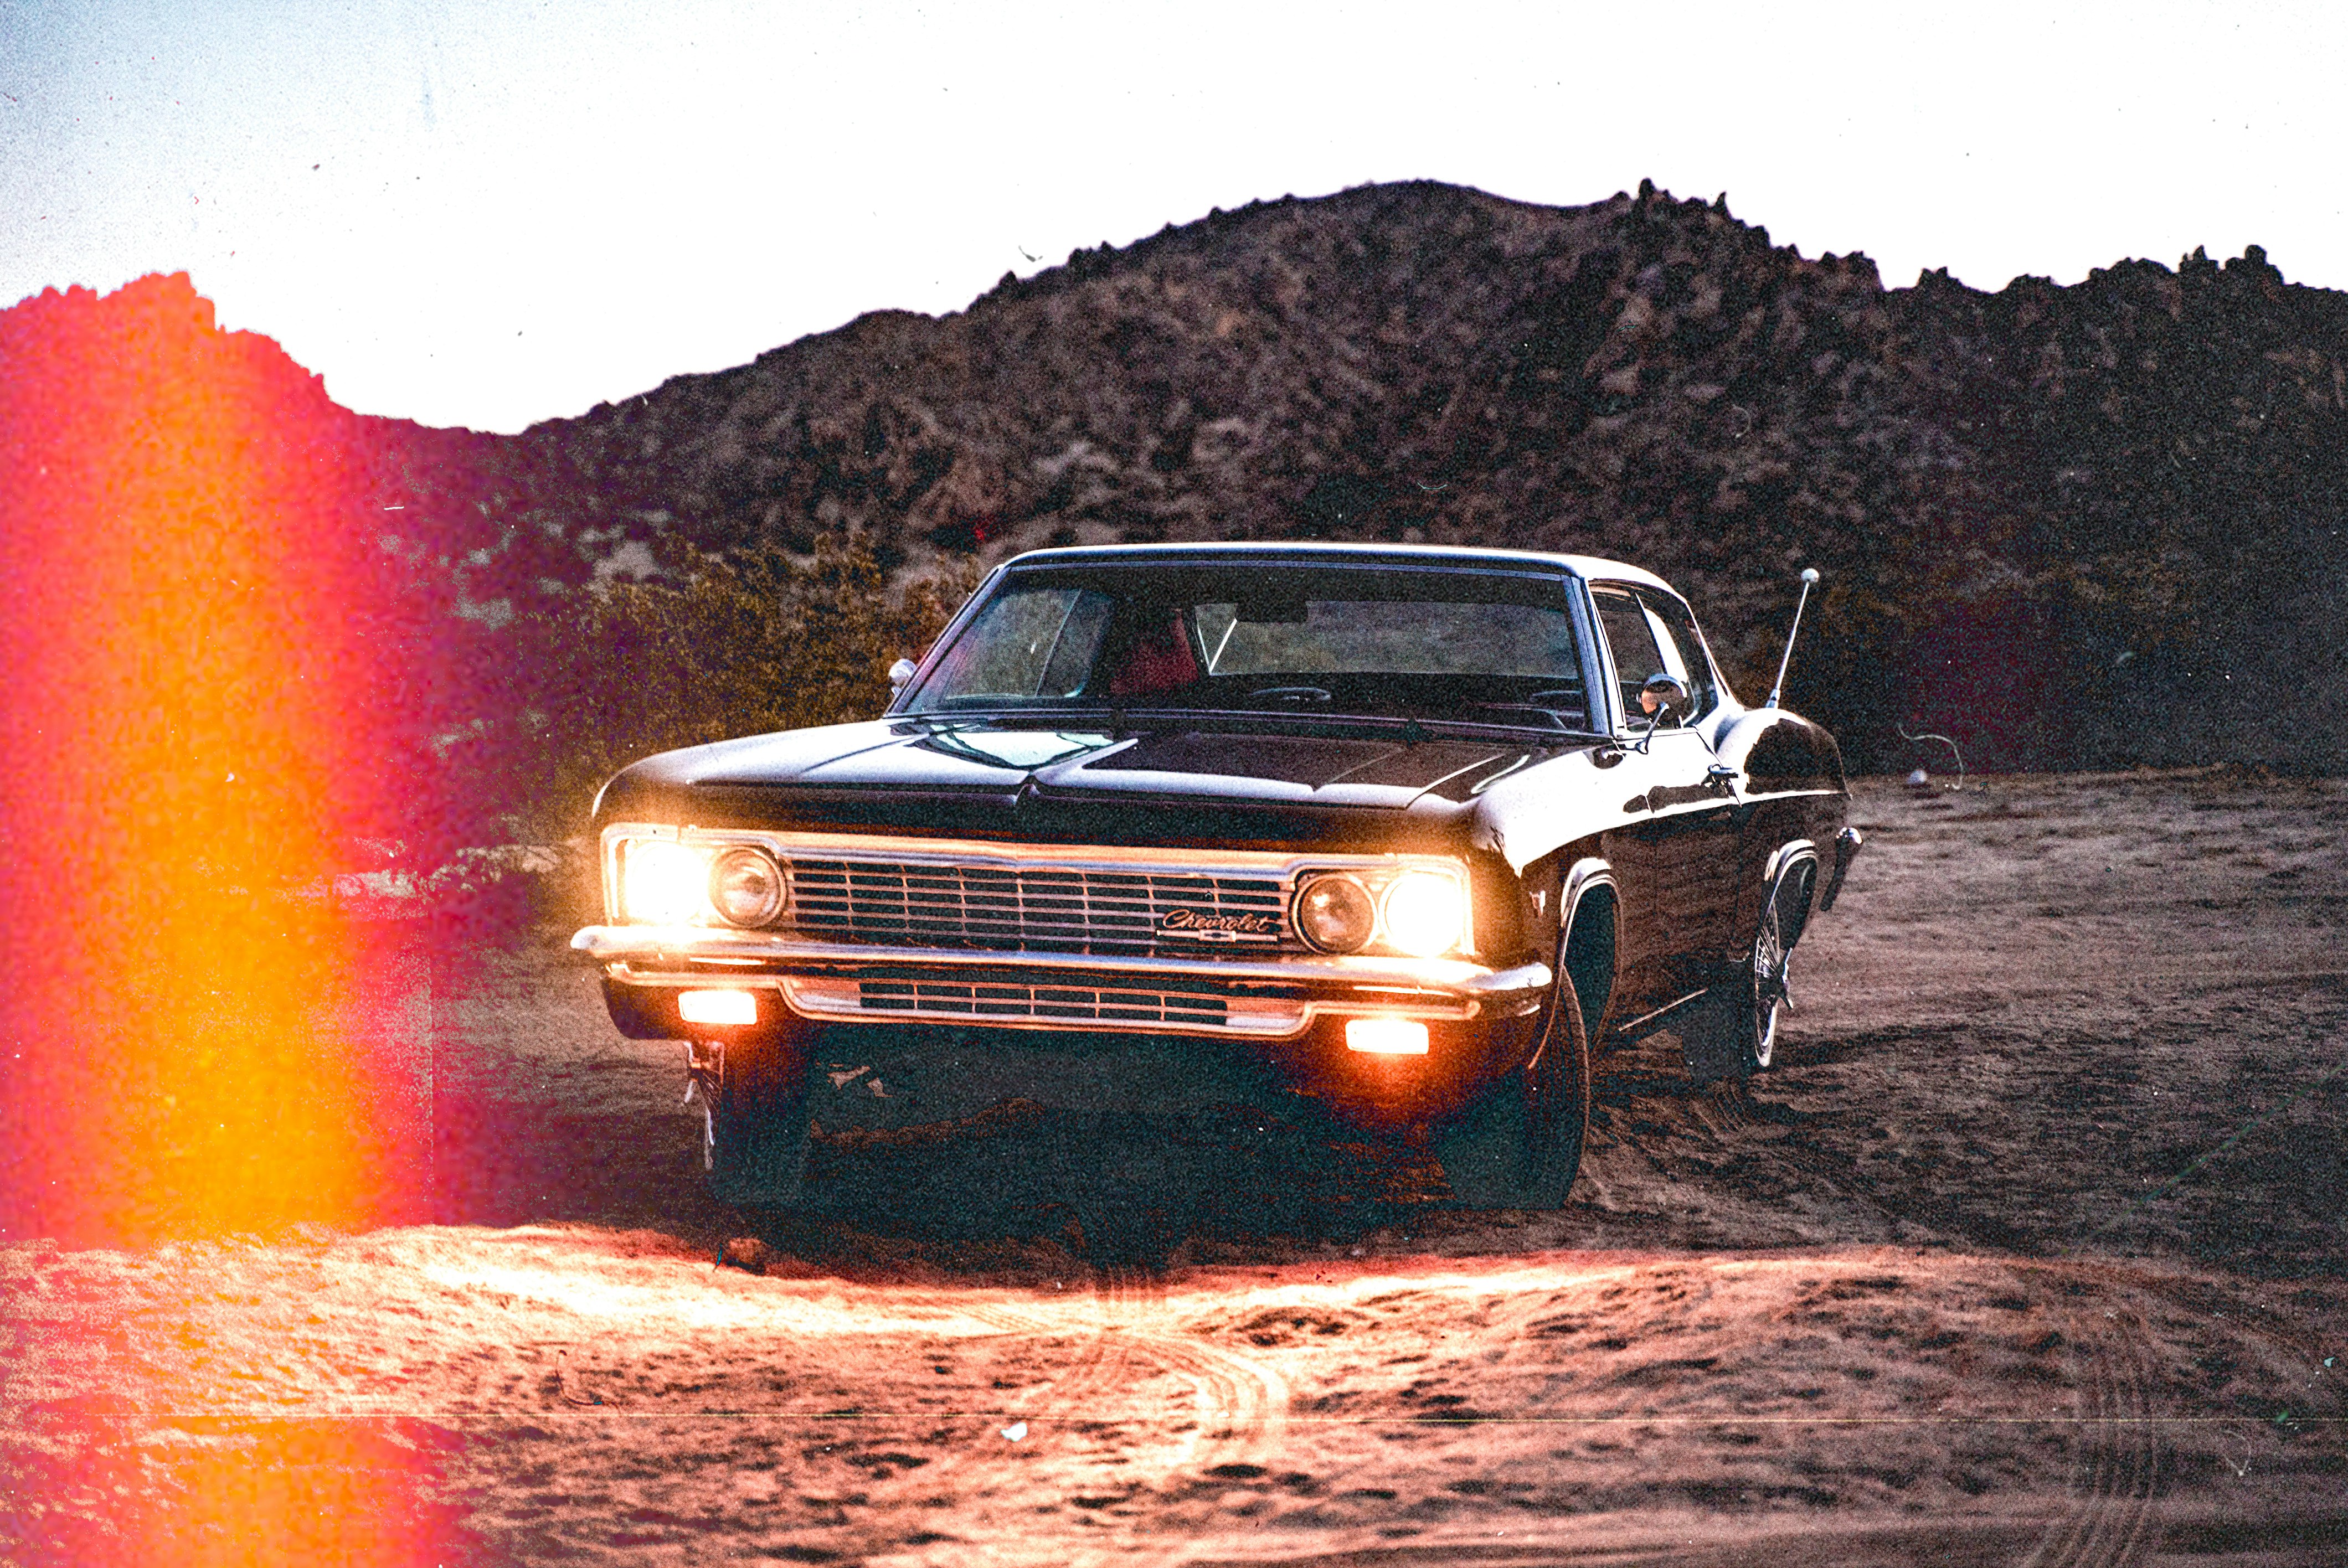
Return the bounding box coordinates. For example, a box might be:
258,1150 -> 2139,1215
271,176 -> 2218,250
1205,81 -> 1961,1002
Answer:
706,1029 -> 815,1209
1738,855 -> 1816,1073
1434,972 -> 1593,1210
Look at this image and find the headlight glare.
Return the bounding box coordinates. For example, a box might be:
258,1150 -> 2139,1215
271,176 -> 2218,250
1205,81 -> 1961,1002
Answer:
1296,874 -> 1377,953
620,839 -> 707,924
1381,869 -> 1466,957
709,847 -> 786,927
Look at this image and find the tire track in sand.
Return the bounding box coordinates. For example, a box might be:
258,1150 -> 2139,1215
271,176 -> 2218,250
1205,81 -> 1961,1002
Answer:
867,1263 -> 1293,1568
879,1261 -> 1289,1487
1600,1075 -> 2172,1568
1062,1261 -> 1291,1479
2016,1266 -> 2164,1568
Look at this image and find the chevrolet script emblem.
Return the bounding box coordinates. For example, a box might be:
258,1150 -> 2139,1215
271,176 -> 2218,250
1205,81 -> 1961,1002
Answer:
1157,908 -> 1281,943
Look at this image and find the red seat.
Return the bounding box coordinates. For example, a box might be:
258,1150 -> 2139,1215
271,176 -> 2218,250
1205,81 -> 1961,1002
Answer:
1108,613 -> 1199,697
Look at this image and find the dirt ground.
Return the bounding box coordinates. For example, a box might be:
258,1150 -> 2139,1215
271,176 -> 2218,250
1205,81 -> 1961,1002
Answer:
5,771 -> 2346,1565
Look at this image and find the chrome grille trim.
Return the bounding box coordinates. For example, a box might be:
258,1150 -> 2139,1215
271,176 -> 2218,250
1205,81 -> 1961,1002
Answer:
776,973 -> 1319,1035
858,977 -> 1231,1027
594,824 -> 1479,958
785,859 -> 1293,956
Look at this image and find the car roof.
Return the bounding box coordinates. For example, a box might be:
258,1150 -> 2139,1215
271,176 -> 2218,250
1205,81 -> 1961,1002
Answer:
995,540 -> 1675,594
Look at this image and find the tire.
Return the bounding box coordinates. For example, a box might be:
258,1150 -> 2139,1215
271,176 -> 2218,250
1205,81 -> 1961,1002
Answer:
1434,971 -> 1593,1210
1737,855 -> 1817,1074
706,1030 -> 815,1209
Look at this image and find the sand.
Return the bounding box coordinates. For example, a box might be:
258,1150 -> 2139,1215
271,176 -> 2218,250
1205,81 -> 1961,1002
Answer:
5,772 -> 2344,1564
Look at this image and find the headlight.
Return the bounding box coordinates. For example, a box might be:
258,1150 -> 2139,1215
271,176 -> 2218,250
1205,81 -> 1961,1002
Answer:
1381,869 -> 1466,957
620,839 -> 707,924
1296,874 -> 1377,953
708,847 -> 786,927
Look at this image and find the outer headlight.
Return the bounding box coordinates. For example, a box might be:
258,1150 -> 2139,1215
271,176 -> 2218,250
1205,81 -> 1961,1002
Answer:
620,839 -> 707,924
1381,869 -> 1466,957
1296,874 -> 1377,953
708,847 -> 786,927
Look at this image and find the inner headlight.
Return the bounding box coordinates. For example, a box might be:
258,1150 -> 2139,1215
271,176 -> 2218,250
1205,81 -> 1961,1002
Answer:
708,847 -> 786,927
620,839 -> 707,924
1296,874 -> 1377,953
1381,869 -> 1466,957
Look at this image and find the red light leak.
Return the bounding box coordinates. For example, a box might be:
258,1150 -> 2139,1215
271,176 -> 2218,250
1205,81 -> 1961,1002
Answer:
0,274 -> 449,1564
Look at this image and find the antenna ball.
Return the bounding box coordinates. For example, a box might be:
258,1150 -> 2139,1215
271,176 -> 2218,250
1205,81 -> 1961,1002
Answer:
1799,568 -> 1821,583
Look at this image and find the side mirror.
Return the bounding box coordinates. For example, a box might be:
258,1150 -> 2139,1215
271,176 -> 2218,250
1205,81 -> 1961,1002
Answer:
1639,672 -> 1690,724
1633,673 -> 1688,754
887,657 -> 918,697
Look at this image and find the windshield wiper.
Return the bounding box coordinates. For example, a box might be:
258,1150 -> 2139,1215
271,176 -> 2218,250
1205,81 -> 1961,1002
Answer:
1467,704 -> 1578,733
903,700 -> 1604,745
1121,705 -> 1608,744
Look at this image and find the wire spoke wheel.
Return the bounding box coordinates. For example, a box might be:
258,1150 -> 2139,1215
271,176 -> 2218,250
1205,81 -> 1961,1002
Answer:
1739,855 -> 1815,1074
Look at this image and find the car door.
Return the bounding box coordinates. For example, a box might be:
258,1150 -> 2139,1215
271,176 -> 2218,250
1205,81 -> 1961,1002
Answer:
1589,584 -> 1742,1015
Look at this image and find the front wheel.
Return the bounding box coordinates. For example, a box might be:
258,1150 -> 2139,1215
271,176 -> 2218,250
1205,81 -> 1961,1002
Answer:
1434,973 -> 1593,1210
706,1030 -> 815,1209
1737,855 -> 1817,1074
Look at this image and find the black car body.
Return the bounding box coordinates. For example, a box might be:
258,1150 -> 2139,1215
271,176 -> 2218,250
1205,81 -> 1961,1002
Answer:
573,543 -> 1861,1208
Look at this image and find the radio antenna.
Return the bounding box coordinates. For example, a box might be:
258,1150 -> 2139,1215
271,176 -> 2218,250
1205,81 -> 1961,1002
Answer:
1764,568 -> 1821,709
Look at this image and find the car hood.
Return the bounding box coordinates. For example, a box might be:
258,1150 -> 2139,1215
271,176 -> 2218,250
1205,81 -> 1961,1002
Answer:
594,718 -> 1557,846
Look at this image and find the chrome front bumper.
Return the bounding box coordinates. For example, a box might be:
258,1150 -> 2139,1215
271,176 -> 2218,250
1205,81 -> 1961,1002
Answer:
573,925 -> 1552,1039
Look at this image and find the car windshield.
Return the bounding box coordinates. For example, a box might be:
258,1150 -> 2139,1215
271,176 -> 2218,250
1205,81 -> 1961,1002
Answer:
902,563 -> 1593,729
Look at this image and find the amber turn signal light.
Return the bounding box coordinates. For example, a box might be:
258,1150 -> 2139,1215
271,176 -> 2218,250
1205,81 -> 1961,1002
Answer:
678,989 -> 758,1026
1345,1018 -> 1429,1055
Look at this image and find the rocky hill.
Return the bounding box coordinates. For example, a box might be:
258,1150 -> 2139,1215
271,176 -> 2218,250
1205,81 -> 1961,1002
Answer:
8,180 -> 2348,781
472,179 -> 2348,772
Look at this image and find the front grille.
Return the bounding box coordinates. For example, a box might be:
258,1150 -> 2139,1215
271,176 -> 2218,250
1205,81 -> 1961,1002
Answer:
786,859 -> 1293,956
858,978 -> 1230,1027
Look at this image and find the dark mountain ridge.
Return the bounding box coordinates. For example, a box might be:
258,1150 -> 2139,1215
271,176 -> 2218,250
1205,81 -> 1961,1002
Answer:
481,179 -> 2348,772
8,179 -> 2346,779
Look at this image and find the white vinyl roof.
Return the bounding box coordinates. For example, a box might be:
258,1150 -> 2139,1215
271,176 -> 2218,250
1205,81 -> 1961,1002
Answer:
1002,540 -> 1678,594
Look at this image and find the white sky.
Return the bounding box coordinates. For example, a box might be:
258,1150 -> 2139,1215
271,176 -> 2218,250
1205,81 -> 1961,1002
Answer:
4,0 -> 2342,434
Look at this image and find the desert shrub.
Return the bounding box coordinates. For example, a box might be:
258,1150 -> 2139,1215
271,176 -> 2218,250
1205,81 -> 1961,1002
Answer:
500,533 -> 977,837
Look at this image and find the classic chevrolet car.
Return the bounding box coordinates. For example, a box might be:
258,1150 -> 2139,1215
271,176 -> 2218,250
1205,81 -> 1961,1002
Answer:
573,543 -> 1860,1211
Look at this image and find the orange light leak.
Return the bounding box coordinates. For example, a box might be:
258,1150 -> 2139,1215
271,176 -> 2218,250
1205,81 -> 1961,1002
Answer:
1,277 -> 452,1562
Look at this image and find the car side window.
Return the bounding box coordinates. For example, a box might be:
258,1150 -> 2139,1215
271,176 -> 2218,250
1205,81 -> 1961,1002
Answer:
1637,590 -> 1721,721
1592,586 -> 1667,730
